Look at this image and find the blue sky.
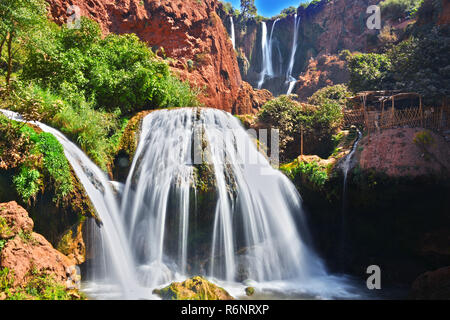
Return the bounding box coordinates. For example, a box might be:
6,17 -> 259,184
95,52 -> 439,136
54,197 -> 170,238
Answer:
227,0 -> 308,18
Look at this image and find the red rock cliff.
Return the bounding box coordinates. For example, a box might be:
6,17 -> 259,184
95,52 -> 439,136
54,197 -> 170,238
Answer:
46,0 -> 266,113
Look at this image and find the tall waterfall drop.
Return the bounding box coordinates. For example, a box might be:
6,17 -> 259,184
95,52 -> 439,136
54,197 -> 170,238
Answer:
230,16 -> 236,49
1,108 -> 359,299
257,20 -> 278,89
286,14 -> 301,95
121,108 -> 327,287
0,109 -> 141,299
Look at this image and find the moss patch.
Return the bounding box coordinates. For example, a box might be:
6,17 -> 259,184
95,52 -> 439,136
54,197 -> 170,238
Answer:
153,276 -> 233,300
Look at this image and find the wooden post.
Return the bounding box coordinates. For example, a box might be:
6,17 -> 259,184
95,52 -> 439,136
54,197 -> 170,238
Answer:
380,100 -> 385,131
419,96 -> 424,128
390,96 -> 395,128
300,125 -> 304,157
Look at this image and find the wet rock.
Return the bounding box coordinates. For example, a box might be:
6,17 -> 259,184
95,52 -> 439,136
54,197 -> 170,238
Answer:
154,276 -> 233,300
245,286 -> 255,296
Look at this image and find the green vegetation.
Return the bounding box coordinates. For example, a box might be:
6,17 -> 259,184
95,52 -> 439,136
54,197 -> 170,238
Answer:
307,84 -> 352,107
380,0 -> 424,21
0,267 -> 85,300
0,115 -> 73,203
153,276 -> 233,300
240,0 -> 257,19
347,53 -> 393,92
281,159 -> 329,190
258,95 -> 343,161
12,166 -> 41,203
1,0 -> 199,171
347,0 -> 449,104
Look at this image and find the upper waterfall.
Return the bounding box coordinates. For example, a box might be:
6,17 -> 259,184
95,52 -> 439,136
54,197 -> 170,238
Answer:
286,14 -> 301,95
257,20 -> 279,89
230,16 -> 236,49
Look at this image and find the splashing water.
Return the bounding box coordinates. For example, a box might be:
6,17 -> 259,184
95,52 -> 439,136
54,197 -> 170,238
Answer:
0,109 -> 142,299
0,108 -> 361,299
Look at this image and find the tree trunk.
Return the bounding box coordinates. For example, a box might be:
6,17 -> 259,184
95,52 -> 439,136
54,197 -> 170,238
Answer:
0,35 -> 6,61
6,33 -> 13,88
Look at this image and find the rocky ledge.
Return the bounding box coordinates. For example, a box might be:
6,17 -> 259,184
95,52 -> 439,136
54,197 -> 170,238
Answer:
0,201 -> 82,299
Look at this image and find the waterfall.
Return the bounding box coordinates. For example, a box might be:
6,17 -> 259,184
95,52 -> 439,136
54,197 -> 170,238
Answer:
339,129 -> 362,269
0,109 -> 141,299
230,16 -> 236,49
286,14 -> 301,95
257,20 -> 278,89
1,108 -> 359,299
121,108 -> 329,285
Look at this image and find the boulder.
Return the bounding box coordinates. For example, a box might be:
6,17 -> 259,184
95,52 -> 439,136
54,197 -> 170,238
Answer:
0,202 -> 79,289
0,201 -> 33,239
153,276 -> 233,300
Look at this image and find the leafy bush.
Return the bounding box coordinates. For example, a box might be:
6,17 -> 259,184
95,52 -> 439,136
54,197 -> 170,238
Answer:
307,84 -> 352,107
258,95 -> 343,161
281,159 -> 329,190
347,53 -> 394,92
0,267 -> 85,300
22,18 -> 199,114
13,166 -> 41,203
31,132 -> 73,201
347,25 -> 449,103
380,0 -> 423,21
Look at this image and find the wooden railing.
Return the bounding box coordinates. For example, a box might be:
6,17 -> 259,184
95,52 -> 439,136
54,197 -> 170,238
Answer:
344,105 -> 450,134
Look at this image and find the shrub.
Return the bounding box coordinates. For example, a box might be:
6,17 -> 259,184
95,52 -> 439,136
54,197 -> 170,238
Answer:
13,166 -> 41,203
307,84 -> 352,107
258,95 -> 343,161
380,0 -> 423,21
347,53 -> 394,92
22,18 -> 199,114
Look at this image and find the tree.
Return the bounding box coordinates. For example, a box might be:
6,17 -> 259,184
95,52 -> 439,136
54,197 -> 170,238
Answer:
0,0 -> 47,86
240,0 -> 257,19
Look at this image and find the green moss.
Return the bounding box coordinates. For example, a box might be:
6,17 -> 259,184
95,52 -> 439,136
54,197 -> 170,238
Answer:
154,276 -> 233,300
0,267 -> 86,300
0,217 -> 14,239
13,166 -> 41,203
245,286 -> 255,296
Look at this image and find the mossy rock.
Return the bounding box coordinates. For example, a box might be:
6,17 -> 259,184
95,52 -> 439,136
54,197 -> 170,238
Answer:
245,286 -> 255,296
153,276 -> 233,300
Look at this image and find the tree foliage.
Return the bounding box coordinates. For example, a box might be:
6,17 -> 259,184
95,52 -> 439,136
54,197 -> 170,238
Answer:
258,95 -> 343,161
347,25 -> 449,103
240,0 -> 257,19
22,18 -> 198,114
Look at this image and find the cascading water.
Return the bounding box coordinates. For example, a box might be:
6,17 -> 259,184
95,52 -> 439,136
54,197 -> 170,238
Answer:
286,14 -> 301,95
1,108 -> 360,299
0,109 -> 141,299
230,16 -> 236,49
339,129 -> 362,269
257,20 -> 278,89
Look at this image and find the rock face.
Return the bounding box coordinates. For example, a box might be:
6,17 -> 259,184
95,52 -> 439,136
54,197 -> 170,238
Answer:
154,276 -> 233,300
45,0 -> 264,114
295,54 -> 349,101
0,202 -> 79,288
357,128 -> 450,178
225,0 -> 380,96
0,201 -> 33,239
411,266 -> 450,299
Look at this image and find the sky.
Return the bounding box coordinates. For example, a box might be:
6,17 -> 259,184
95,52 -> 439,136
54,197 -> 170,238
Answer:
227,0 -> 309,18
